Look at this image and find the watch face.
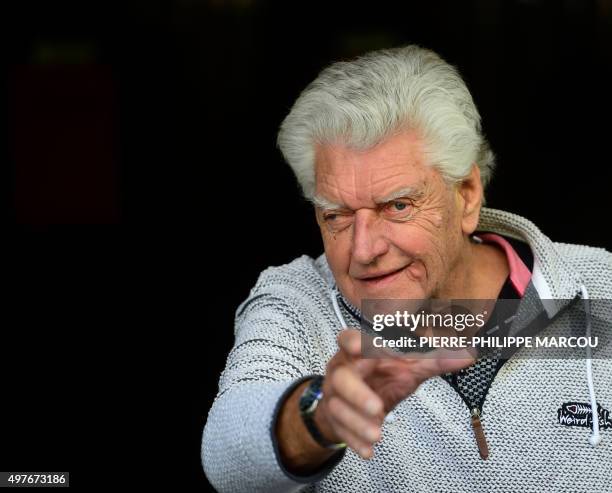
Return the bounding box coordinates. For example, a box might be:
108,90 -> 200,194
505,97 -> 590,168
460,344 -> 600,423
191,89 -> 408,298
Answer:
299,377 -> 323,414
298,377 -> 346,450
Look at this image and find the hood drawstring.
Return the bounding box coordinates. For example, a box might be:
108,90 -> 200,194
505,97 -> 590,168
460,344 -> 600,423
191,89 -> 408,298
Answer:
331,286 -> 348,330
580,284 -> 602,447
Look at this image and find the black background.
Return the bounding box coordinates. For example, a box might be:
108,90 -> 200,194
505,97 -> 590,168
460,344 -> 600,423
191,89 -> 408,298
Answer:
1,0 -> 611,491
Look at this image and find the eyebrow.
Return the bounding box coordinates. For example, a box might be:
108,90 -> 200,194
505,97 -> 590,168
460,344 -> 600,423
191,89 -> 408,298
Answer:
312,186 -> 423,211
312,187 -> 423,211
311,195 -> 344,211
375,186 -> 423,204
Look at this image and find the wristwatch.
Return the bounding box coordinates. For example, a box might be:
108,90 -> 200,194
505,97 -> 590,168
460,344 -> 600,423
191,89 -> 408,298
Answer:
298,376 -> 347,450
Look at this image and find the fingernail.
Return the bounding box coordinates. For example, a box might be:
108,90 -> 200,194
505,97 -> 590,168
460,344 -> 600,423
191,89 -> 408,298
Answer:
366,427 -> 379,442
360,447 -> 371,458
365,399 -> 380,416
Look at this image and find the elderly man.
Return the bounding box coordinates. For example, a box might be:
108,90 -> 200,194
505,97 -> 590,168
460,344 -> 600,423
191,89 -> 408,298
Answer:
202,45 -> 611,492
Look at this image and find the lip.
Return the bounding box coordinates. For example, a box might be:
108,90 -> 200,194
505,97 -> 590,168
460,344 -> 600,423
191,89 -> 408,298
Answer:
356,265 -> 408,289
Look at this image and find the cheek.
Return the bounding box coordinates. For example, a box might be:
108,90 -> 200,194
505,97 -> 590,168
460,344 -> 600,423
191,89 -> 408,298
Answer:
391,224 -> 452,281
427,211 -> 444,229
401,205 -> 457,259
322,233 -> 350,276
405,261 -> 426,281
392,225 -> 443,259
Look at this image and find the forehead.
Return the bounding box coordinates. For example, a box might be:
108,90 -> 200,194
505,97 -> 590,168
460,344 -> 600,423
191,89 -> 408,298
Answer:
314,130 -> 437,209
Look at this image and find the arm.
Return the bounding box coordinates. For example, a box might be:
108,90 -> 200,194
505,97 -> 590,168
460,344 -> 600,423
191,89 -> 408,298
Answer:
201,277 -> 342,492
202,272 -> 475,492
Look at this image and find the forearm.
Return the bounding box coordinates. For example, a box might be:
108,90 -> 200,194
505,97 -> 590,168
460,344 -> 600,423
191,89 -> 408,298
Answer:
202,381 -> 311,493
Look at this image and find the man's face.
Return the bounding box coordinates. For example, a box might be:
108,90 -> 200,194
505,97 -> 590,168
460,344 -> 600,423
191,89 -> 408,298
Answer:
314,130 -> 467,308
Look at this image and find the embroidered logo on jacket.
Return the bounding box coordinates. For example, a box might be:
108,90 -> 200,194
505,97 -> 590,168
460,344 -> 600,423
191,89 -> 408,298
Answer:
558,402 -> 612,429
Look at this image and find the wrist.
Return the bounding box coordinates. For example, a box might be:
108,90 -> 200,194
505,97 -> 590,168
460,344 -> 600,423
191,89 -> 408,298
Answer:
299,376 -> 346,450
312,397 -> 342,445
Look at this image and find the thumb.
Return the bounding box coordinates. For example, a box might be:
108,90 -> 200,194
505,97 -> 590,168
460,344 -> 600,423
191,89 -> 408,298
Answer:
430,347 -> 477,376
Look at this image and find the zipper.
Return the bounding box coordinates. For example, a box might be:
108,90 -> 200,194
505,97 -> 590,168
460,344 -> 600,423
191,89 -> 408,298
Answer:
470,408 -> 489,460
442,369 -> 498,460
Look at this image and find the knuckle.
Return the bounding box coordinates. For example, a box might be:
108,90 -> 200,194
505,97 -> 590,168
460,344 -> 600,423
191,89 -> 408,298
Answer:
327,350 -> 342,367
330,365 -> 348,389
326,395 -> 342,416
365,426 -> 381,443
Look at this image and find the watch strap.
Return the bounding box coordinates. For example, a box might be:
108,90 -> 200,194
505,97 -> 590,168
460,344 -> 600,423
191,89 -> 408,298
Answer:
299,376 -> 347,450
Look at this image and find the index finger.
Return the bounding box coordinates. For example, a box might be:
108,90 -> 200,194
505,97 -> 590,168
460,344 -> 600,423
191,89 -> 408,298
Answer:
328,364 -> 384,418
337,329 -> 363,358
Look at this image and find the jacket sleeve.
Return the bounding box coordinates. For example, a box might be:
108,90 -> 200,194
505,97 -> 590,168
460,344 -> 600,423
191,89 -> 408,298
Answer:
201,274 -> 345,492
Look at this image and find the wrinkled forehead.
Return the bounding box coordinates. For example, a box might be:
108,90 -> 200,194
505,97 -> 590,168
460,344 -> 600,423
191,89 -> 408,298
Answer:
313,131 -> 441,210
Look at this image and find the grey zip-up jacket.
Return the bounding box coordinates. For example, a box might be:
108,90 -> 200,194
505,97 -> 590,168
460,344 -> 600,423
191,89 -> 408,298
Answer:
202,208 -> 612,492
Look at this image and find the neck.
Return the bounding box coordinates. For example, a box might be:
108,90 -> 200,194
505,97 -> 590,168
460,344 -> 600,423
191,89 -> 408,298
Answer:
435,236 -> 509,300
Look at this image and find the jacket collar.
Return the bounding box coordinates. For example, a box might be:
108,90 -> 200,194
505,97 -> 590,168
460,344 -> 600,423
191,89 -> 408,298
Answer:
478,207 -> 584,318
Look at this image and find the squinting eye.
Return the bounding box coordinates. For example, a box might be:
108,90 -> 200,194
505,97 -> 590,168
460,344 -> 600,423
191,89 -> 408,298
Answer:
393,201 -> 407,211
322,211 -> 353,233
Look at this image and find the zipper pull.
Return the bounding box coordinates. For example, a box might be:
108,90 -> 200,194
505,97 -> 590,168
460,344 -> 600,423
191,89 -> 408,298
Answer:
470,408 -> 489,460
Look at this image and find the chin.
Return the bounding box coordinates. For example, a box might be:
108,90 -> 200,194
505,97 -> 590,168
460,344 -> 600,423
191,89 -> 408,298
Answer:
355,282 -> 426,301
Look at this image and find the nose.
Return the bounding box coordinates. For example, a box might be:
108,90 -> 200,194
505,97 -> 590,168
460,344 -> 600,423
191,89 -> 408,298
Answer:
351,209 -> 389,265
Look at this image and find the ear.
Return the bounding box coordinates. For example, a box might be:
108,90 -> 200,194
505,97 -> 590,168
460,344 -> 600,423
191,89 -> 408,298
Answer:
456,164 -> 483,235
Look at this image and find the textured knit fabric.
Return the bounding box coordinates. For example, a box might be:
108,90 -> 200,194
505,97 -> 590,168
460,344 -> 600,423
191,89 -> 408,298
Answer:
444,350 -> 503,411
202,207 -> 612,492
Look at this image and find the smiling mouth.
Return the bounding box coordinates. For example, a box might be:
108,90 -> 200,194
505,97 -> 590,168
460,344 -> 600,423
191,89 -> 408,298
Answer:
357,265 -> 410,287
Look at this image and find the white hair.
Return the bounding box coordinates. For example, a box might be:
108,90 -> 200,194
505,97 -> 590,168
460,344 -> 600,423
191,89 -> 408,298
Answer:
277,45 -> 496,200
